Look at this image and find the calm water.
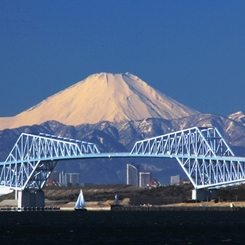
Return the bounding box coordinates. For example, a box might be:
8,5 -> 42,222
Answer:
1,211 -> 245,244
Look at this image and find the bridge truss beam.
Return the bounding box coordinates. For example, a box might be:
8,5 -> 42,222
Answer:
0,127 -> 245,191
175,156 -> 245,189
131,127 -> 234,157
131,127 -> 245,189
0,133 -> 100,190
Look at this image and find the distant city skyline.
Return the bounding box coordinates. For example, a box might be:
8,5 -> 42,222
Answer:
1,1 -> 245,117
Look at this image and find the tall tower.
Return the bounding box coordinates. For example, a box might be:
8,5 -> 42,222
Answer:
58,172 -> 67,186
126,163 -> 139,187
139,172 -> 151,188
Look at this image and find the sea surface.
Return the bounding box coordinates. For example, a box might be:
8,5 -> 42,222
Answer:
1,210 -> 245,244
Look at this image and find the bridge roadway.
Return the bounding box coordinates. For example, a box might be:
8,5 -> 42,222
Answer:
1,126 -> 245,193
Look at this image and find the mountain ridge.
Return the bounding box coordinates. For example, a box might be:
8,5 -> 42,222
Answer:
1,113 -> 245,184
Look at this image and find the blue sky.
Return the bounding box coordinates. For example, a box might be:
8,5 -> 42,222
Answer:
1,0 -> 245,117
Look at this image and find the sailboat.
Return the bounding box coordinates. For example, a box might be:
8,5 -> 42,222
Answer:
74,189 -> 87,211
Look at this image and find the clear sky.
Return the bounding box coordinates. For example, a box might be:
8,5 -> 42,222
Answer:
1,0 -> 245,117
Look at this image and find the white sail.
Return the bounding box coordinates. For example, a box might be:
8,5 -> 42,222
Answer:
75,189 -> 85,209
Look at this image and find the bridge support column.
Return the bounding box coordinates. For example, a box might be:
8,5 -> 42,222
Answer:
17,190 -> 45,209
192,189 -> 217,201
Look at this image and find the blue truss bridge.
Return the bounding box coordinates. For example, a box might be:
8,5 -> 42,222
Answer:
0,126 -> 245,206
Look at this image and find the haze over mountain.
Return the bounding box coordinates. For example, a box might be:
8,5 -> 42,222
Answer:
0,72 -> 199,130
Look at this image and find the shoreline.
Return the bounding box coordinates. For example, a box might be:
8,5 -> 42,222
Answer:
1,199 -> 245,212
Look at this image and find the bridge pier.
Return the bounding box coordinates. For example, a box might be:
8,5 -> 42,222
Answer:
17,190 -> 45,209
192,189 -> 217,201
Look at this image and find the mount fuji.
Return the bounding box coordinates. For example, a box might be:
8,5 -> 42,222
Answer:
0,72 -> 199,130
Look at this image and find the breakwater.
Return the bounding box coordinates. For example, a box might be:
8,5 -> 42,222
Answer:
111,204 -> 245,211
0,206 -> 60,211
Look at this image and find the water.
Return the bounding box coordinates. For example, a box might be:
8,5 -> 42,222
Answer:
0,211 -> 244,244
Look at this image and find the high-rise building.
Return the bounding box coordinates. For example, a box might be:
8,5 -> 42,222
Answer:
67,173 -> 80,186
139,172 -> 151,188
170,175 -> 180,185
126,164 -> 139,187
58,172 -> 80,186
58,172 -> 67,186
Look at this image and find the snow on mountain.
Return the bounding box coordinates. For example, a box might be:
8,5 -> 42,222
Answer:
228,111 -> 245,126
0,72 -> 199,130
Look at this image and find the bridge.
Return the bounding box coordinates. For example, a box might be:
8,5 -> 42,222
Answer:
1,126 -> 245,207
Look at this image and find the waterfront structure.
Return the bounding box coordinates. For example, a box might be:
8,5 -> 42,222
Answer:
126,164 -> 139,187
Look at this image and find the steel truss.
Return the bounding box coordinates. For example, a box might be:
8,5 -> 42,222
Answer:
131,127 -> 245,189
0,127 -> 245,191
0,133 -> 100,190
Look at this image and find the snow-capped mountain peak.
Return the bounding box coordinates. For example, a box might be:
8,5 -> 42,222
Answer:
0,72 -> 199,130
